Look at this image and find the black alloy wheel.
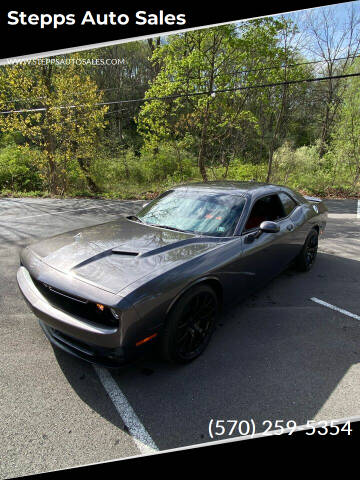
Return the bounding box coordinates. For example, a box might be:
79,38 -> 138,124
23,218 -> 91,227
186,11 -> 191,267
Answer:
161,284 -> 219,363
296,229 -> 319,272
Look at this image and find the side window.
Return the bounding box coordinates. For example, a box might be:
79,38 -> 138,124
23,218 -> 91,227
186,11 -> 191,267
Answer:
244,195 -> 285,231
278,192 -> 298,216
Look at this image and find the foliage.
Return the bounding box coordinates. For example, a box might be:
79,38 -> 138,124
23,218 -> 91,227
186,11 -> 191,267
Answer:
1,8 -> 360,198
137,18 -> 312,183
271,141 -> 358,196
326,60 -> 360,193
0,144 -> 43,191
137,23 -> 262,181
0,55 -> 108,194
90,143 -> 197,191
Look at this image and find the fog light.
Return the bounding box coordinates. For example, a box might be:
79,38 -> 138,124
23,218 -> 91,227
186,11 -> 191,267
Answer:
110,308 -> 121,319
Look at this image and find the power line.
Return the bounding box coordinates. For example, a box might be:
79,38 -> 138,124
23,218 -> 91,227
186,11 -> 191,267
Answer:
229,53 -> 360,75
2,53 -> 360,106
91,53 -> 360,91
0,102 -> 113,115
0,71 -> 359,116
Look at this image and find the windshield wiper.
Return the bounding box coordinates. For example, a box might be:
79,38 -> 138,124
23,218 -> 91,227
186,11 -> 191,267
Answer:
128,216 -> 184,231
127,215 -> 144,223
148,223 -> 191,233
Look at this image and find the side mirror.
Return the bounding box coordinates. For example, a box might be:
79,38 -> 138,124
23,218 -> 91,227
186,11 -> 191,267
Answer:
244,220 -> 280,243
259,220 -> 280,234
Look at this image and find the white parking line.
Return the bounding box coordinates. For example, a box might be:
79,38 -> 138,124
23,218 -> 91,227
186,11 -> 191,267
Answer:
310,297 -> 360,321
357,199 -> 360,218
93,365 -> 159,455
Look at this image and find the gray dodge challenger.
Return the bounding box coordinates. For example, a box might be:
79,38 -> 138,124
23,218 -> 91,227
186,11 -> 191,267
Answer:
17,181 -> 327,366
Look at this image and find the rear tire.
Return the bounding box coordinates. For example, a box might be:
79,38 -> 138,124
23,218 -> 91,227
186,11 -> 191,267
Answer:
160,285 -> 219,364
296,229 -> 318,272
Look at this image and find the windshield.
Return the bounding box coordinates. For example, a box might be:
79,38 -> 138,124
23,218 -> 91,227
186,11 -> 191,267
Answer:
136,189 -> 246,237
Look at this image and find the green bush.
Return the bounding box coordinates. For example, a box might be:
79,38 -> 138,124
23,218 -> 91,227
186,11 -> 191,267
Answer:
271,141 -> 359,196
225,160 -> 267,182
91,143 -> 197,191
1,139 -> 357,199
0,144 -> 43,192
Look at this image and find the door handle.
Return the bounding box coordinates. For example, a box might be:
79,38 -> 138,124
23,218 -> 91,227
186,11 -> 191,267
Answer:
287,224 -> 295,231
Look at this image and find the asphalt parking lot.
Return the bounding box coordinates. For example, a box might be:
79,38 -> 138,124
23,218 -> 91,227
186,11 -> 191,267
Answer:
0,196 -> 359,477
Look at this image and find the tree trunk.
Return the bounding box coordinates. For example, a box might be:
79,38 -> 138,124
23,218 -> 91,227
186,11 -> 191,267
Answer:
77,158 -> 102,193
198,100 -> 211,183
319,103 -> 330,158
147,38 -> 162,78
198,120 -> 209,183
43,130 -> 57,195
266,144 -> 274,183
197,32 -> 219,183
266,87 -> 287,183
41,66 -> 59,195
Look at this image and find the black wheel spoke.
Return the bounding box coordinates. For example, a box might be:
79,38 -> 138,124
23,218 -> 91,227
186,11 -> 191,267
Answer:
305,233 -> 318,266
174,291 -> 217,358
176,329 -> 191,346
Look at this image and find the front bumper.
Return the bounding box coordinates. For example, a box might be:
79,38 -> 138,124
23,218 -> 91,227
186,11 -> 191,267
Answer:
39,321 -> 127,367
16,266 -> 133,366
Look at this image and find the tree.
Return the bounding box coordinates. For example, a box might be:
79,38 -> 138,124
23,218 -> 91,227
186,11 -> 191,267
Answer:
83,42 -> 155,155
329,60 -> 360,192
260,18 -> 310,182
304,4 -> 360,157
0,55 -> 108,194
137,19 -> 312,183
137,24 -> 260,182
232,16 -> 312,182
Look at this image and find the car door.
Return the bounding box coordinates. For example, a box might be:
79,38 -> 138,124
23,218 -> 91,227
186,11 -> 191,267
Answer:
235,193 -> 297,294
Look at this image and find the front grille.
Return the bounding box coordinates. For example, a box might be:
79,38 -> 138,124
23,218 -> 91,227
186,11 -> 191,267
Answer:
32,277 -> 118,328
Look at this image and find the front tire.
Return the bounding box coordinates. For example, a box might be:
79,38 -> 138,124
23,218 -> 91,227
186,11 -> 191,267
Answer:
160,285 -> 219,364
296,228 -> 319,272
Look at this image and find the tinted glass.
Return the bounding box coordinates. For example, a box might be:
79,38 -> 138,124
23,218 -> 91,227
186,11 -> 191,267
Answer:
137,190 -> 246,237
278,192 -> 297,216
245,194 -> 285,231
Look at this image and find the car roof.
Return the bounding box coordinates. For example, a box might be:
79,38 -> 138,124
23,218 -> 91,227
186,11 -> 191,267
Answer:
172,181 -> 282,196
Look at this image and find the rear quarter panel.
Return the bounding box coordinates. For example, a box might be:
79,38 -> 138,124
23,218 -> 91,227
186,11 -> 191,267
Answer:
289,192 -> 328,248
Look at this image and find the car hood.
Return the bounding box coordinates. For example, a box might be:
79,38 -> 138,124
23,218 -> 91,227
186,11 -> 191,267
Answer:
25,216 -> 226,294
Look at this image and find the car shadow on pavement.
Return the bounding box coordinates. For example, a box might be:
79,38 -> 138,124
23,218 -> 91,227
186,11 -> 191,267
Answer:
53,252 -> 360,451
52,347 -> 127,431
